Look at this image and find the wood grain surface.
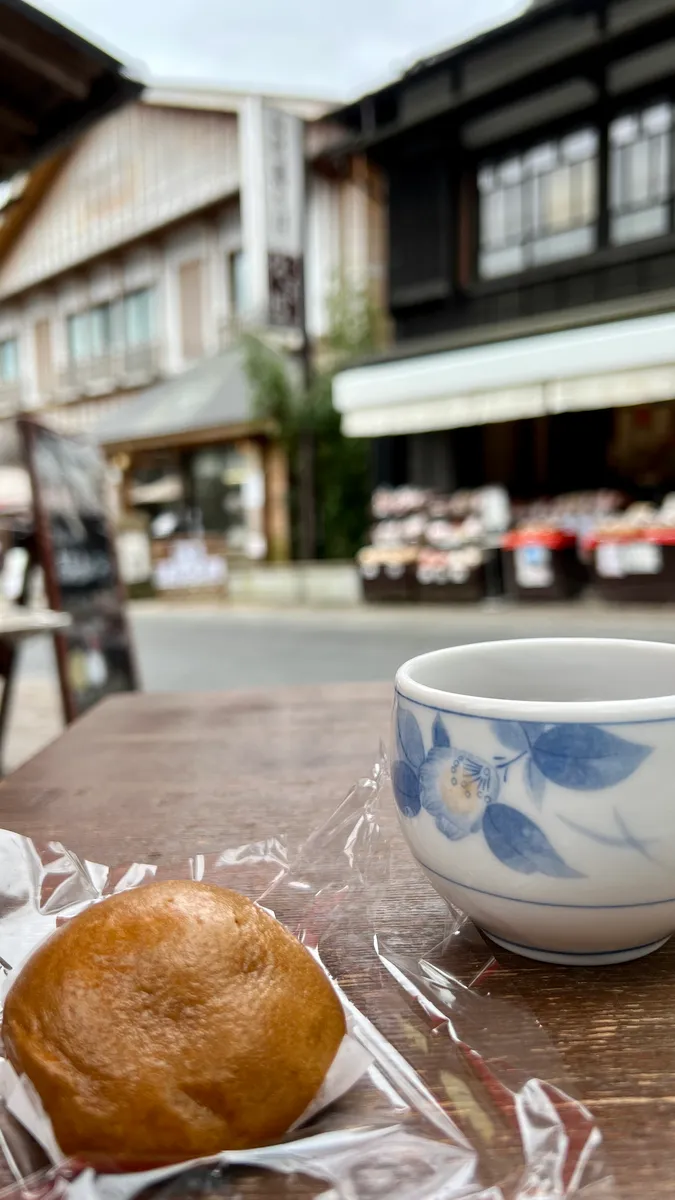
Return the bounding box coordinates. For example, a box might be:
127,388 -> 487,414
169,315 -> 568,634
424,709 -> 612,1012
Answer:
0,686 -> 670,1198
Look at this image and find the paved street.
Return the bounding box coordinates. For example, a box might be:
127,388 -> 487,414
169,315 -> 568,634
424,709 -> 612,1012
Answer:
6,600 -> 675,771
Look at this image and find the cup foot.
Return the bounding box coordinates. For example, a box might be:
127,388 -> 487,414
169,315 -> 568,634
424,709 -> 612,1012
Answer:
480,930 -> 670,967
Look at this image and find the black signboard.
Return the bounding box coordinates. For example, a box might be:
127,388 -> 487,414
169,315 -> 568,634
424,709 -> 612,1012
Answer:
268,252 -> 303,328
19,418 -> 138,721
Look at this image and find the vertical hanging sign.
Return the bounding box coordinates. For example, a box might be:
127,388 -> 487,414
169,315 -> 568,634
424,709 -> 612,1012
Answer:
263,106 -> 305,329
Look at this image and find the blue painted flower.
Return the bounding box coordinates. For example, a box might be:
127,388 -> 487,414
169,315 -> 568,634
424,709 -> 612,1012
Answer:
420,747 -> 500,840
392,707 -> 584,877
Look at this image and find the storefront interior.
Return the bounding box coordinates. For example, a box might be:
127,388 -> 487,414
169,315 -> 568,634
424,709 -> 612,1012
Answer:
125,440 -> 268,558
373,401 -> 675,503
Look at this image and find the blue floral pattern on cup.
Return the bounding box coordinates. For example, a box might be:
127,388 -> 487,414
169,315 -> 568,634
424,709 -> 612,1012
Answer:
419,747 -> 498,841
491,720 -> 651,801
393,705 -> 652,879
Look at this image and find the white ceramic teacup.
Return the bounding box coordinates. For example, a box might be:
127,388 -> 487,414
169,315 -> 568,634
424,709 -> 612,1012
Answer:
393,638 -> 675,966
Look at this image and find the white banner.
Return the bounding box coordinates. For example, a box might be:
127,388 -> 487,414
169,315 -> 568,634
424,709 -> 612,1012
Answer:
263,106 -> 304,257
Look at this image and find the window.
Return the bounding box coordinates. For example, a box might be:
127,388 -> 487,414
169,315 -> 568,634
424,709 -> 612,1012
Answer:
67,312 -> 91,362
610,103 -> 673,245
67,291 -> 155,364
190,445 -> 247,543
0,338 -> 18,383
90,303 -> 113,358
478,129 -> 599,279
124,288 -> 155,348
67,303 -> 113,364
228,250 -> 248,318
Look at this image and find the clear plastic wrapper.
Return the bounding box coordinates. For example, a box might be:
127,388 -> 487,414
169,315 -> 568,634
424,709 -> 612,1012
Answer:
0,758 -> 614,1199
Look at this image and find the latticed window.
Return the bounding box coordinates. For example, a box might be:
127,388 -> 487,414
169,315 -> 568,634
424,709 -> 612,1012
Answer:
610,103 -> 673,246
478,129 -> 599,278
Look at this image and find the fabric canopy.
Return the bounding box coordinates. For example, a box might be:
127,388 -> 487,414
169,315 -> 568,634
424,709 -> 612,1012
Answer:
333,311 -> 675,438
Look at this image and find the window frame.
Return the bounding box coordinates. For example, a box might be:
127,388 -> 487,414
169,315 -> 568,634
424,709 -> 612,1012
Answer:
124,287 -> 155,349
67,288 -> 156,365
67,311 -> 91,364
477,126 -> 600,281
89,302 -> 114,359
609,100 -> 675,248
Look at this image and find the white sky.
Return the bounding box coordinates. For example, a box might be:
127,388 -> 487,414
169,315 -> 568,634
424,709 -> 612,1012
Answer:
33,0 -> 524,101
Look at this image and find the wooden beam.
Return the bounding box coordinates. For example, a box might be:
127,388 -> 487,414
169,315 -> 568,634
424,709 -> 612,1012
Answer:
0,149 -> 68,265
0,100 -> 37,136
0,152 -> 20,174
0,30 -> 90,100
100,420 -> 276,457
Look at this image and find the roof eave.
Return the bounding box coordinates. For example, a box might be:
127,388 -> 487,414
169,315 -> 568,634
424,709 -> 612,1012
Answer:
0,0 -> 144,180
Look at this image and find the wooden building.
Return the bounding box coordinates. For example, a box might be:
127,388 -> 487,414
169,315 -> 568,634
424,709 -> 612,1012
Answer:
332,0 -> 675,500
0,84 -> 386,560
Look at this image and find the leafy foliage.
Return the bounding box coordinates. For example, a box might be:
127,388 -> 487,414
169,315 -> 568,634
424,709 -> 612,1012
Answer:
243,279 -> 383,559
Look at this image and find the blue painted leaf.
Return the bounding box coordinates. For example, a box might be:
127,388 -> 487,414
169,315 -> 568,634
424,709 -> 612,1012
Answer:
521,722 -> 548,743
432,713 -> 451,749
492,721 -> 529,753
532,724 -> 651,791
559,809 -> 658,864
526,757 -> 547,808
392,761 -> 421,818
482,803 -> 583,878
397,708 -> 425,771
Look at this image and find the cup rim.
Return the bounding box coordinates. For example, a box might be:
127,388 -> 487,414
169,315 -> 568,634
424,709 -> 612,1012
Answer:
395,638 -> 675,724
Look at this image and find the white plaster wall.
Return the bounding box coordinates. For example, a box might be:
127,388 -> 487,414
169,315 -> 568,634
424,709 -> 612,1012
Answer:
0,104 -> 239,300
238,96 -> 269,325
305,172 -> 342,339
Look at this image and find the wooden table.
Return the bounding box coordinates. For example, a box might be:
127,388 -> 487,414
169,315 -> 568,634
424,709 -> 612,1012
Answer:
0,609 -> 71,640
0,686 -> 671,1199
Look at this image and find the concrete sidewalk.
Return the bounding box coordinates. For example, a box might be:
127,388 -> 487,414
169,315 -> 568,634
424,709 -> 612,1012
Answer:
3,675 -> 63,775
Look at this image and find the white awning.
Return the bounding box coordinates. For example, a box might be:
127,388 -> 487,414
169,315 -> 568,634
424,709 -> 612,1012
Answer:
333,311 -> 675,437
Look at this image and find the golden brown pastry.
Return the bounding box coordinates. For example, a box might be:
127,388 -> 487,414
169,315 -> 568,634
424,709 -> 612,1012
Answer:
3,880 -> 345,1167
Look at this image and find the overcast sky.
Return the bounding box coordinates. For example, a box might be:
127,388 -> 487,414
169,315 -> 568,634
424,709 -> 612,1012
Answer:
33,0 -> 524,101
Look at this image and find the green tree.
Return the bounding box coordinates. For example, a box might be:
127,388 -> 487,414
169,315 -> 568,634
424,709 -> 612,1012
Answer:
244,280 -> 383,560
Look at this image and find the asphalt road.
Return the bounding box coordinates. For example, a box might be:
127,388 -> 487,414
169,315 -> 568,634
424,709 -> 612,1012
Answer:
17,601 -> 675,692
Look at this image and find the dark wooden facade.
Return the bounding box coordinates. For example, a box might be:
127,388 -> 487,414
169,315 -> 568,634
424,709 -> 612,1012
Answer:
0,0 -> 142,182
333,0 -> 675,346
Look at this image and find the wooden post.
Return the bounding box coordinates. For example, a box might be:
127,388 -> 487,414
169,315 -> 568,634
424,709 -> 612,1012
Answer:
264,442 -> 291,561
297,429 -> 316,561
296,138 -> 317,563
